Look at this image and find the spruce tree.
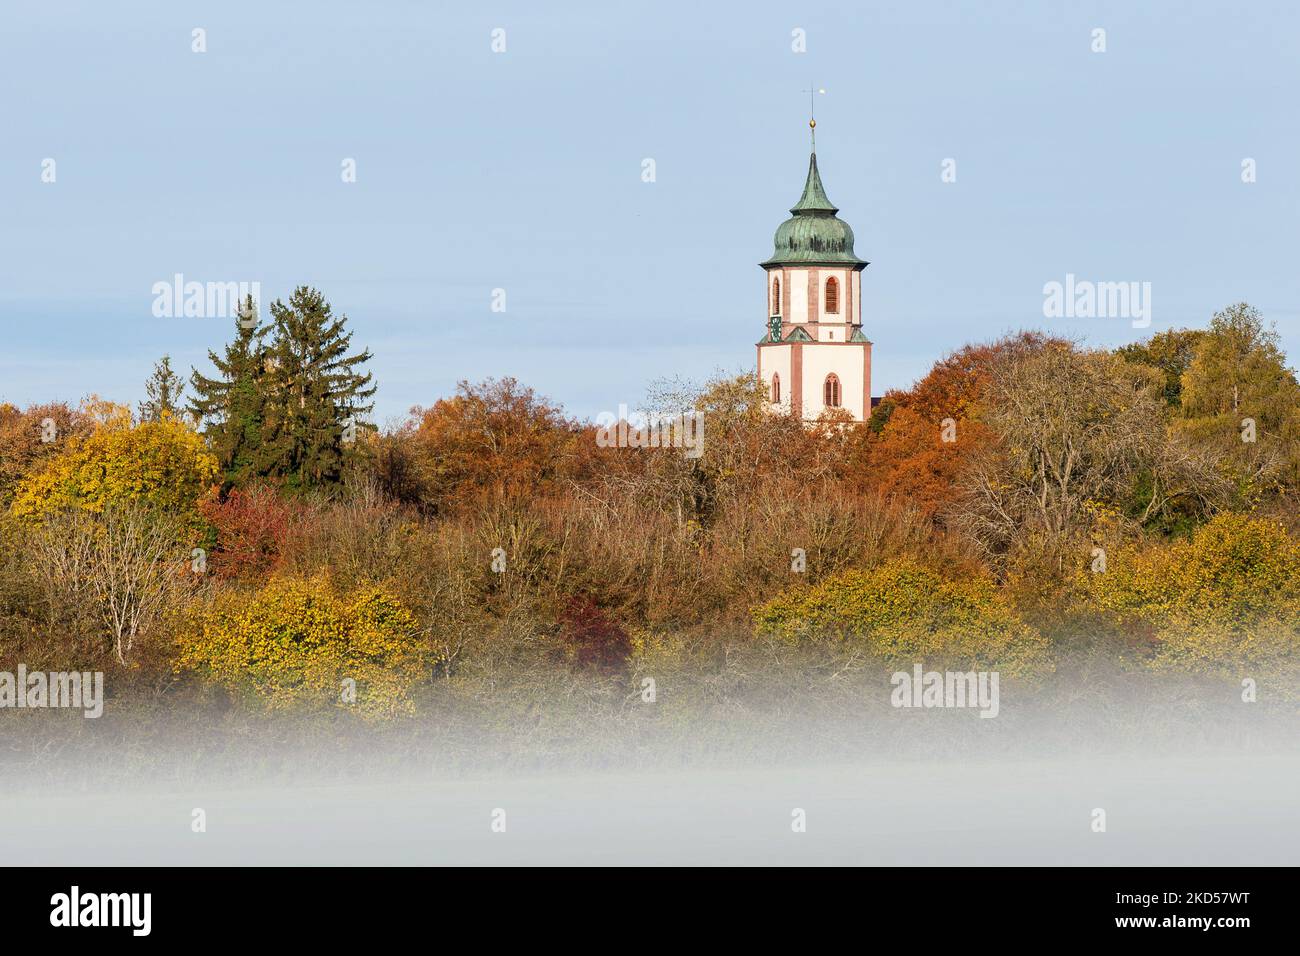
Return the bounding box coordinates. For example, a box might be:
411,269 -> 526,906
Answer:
139,354 -> 185,422
188,296 -> 271,487
260,287 -> 375,488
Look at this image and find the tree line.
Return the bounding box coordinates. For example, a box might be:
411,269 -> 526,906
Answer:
1,296 -> 1297,717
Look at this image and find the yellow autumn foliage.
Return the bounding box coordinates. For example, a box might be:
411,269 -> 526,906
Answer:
176,575 -> 435,718
1082,512 -> 1300,680
752,560 -> 1052,677
9,415 -> 218,524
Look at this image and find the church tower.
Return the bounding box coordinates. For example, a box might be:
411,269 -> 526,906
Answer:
756,121 -> 872,422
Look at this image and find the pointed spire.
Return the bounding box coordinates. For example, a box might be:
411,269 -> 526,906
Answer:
790,151 -> 837,215
760,109 -> 866,267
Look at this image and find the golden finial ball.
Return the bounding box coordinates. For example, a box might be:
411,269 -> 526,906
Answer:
809,118 -> 816,129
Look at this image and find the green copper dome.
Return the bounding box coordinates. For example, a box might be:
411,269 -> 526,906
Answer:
761,152 -> 867,267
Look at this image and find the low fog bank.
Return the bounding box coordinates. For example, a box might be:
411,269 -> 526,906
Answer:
3,673 -> 1296,789
3,753 -> 1296,865
3,679 -> 1295,864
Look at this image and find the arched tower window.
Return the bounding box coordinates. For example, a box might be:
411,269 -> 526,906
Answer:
823,374 -> 841,409
770,374 -> 781,404
825,276 -> 839,314
771,277 -> 781,316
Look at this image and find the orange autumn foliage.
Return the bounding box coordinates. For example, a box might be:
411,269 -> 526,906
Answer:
849,406 -> 996,517
844,333 -> 1054,517
408,377 -> 584,512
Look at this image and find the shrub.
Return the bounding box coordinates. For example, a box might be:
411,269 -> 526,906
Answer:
1082,513 -> 1300,679
752,560 -> 1052,676
176,575 -> 434,718
198,484 -> 299,580
557,596 -> 632,675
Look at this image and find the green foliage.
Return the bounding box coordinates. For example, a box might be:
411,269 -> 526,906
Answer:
260,287 -> 376,489
189,304 -> 272,488
139,354 -> 186,423
1180,304 -> 1295,421
1174,303 -> 1300,500
189,288 -> 375,491
866,396 -> 894,434
1117,328 -> 1205,407
753,560 -> 1052,676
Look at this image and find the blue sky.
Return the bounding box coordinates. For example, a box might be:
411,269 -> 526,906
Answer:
3,0 -> 1298,424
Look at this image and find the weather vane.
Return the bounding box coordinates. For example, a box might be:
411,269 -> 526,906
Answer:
802,83 -> 826,149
